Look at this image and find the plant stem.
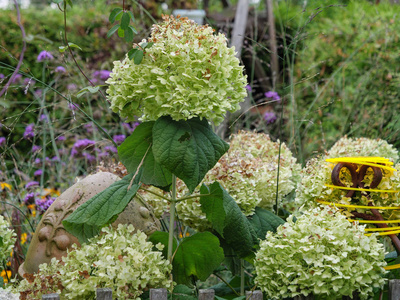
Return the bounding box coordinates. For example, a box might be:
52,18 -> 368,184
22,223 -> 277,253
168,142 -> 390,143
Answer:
139,187 -> 170,201
214,272 -> 240,297
167,174 -> 177,262
175,193 -> 210,202
240,259 -> 245,296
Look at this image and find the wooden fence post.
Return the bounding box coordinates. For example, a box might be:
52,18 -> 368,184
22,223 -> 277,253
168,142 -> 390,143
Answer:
246,290 -> 263,300
198,289 -> 215,300
150,288 -> 168,300
42,294 -> 60,300
389,279 -> 400,300
96,288 -> 112,300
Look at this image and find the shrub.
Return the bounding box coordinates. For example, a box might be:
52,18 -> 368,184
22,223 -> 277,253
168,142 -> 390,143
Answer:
254,206 -> 386,299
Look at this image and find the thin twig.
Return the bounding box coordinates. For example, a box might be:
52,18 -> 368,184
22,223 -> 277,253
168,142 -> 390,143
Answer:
0,0 -> 27,98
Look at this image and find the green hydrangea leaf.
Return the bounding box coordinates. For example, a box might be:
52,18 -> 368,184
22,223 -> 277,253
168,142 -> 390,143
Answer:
133,50 -> 144,65
200,182 -> 258,258
247,207 -> 285,240
148,231 -> 177,260
118,122 -> 172,191
118,27 -> 124,38
173,232 -> 224,285
0,236 -> 3,247
199,182 -> 226,237
63,172 -> 142,244
152,117 -> 229,193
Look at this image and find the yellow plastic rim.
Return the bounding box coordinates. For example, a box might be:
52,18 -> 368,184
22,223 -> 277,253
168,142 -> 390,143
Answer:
324,184 -> 399,193
364,226 -> 400,232
384,264 -> 400,270
316,200 -> 400,210
365,229 -> 400,236
348,219 -> 400,224
326,157 -> 396,172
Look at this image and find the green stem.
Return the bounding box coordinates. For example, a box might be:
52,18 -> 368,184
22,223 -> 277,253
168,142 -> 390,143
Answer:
240,259 -> 245,296
167,174 -> 177,262
139,187 -> 170,201
214,272 -> 240,297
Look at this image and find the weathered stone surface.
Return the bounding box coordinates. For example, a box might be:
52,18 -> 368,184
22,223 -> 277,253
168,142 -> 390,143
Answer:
19,172 -> 160,276
0,289 -> 19,300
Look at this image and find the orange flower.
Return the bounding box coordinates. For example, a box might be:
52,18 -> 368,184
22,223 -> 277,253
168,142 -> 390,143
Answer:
0,270 -> 11,283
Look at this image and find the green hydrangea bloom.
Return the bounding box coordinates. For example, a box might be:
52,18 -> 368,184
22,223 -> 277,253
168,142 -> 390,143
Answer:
0,215 -> 16,269
146,131 -> 299,231
16,225 -> 172,299
254,206 -> 386,299
327,136 -> 399,162
106,15 -> 247,124
296,137 -> 400,222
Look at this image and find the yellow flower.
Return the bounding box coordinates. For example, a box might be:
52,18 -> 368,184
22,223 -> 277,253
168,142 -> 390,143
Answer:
43,188 -> 60,197
21,233 -> 27,245
1,270 -> 11,283
0,182 -> 11,191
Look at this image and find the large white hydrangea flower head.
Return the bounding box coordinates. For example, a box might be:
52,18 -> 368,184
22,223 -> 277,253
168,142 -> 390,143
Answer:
254,206 -> 386,299
175,131 -> 301,230
16,224 -> 172,299
0,215 -> 16,268
296,137 -> 400,221
106,15 -> 247,124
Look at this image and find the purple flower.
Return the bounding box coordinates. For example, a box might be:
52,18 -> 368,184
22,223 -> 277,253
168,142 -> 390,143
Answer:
245,84 -> 252,92
35,196 -> 55,212
25,181 -> 39,189
32,145 -> 42,152
113,134 -> 126,144
265,91 -> 281,102
23,123 -> 35,139
37,51 -> 54,62
40,114 -> 48,123
23,192 -> 36,204
263,111 -> 277,124
0,74 -> 4,79
93,70 -> 111,81
104,145 -> 118,154
24,78 -> 36,86
71,139 -> 96,157
82,152 -> 96,162
56,135 -> 66,141
122,122 -> 140,134
34,89 -> 42,98
34,158 -> 41,164
0,137 -> 5,147
34,169 -> 43,176
68,102 -> 79,111
55,66 -> 66,73
67,84 -> 77,91
11,74 -> 22,84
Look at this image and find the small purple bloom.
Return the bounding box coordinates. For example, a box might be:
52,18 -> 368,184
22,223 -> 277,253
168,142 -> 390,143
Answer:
34,158 -> 41,164
55,66 -> 66,73
82,152 -> 96,162
67,84 -> 77,91
23,192 -> 36,204
25,181 -> 39,189
32,145 -> 42,152
122,122 -> 140,134
51,156 -> 60,162
245,84 -> 252,92
24,78 -> 35,86
71,139 -> 96,157
105,145 -> 118,154
37,51 -> 54,62
11,74 -> 22,84
0,74 -> 4,79
35,196 -> 55,212
34,89 -> 42,98
265,91 -> 281,102
40,114 -> 48,123
68,102 -> 79,111
56,135 -> 66,141
0,137 -> 5,147
34,169 -> 43,176
23,123 -> 35,139
263,111 -> 277,124
93,70 -> 111,81
113,134 -> 126,144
